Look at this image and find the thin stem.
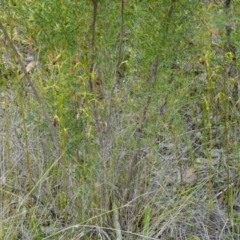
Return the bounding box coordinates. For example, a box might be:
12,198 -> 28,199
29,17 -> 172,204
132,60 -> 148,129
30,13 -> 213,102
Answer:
0,20 -> 60,155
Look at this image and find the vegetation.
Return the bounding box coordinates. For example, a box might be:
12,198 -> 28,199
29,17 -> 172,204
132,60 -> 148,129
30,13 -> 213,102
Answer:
1,0 -> 240,239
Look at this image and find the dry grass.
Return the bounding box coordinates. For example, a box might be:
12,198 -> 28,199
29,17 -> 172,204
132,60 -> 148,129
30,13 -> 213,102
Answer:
1,1 -> 240,239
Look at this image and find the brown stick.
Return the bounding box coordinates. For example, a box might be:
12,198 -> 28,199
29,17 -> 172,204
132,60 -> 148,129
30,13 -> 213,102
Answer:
122,55 -> 160,204
0,21 -> 60,154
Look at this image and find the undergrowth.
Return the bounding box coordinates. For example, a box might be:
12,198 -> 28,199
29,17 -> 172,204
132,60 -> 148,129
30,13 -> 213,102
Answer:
1,0 -> 240,239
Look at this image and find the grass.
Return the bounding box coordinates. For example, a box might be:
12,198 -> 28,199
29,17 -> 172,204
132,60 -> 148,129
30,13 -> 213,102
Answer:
1,0 -> 240,239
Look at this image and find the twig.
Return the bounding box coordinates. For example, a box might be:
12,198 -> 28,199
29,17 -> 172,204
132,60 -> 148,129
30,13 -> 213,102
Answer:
0,21 -> 60,155
122,55 -> 160,203
88,0 -> 100,132
116,0 -> 125,81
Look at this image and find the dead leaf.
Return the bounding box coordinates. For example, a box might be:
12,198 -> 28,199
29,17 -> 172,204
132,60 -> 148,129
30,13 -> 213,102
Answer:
185,167 -> 196,184
26,61 -> 36,73
186,167 -> 195,178
206,25 -> 219,35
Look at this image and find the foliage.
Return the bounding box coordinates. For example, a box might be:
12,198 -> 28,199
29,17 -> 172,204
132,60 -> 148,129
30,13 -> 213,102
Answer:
1,0 -> 240,239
